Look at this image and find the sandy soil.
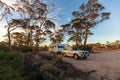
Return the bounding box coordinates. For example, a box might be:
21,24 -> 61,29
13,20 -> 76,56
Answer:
63,51 -> 120,80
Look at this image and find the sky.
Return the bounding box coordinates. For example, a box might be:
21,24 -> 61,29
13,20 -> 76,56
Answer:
50,0 -> 120,44
0,0 -> 120,44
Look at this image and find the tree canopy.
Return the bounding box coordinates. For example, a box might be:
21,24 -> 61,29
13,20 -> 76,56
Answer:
0,0 -> 111,51
61,0 -> 110,46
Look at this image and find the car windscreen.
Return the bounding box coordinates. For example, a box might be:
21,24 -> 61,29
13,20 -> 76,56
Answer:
63,47 -> 73,50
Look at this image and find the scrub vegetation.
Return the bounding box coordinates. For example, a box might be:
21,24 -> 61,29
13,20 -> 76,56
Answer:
0,43 -> 88,80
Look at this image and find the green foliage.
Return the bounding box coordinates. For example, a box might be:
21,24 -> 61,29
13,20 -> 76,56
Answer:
0,52 -> 24,80
0,49 -> 82,80
39,57 -> 73,80
39,45 -> 49,51
0,66 -> 23,80
50,29 -> 64,44
20,46 -> 33,53
60,0 -> 110,45
40,64 -> 61,80
22,53 -> 78,80
12,46 -> 33,53
0,42 -> 10,52
72,45 -> 93,52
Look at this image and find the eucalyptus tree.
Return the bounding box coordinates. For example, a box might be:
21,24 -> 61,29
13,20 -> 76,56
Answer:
0,1 -> 15,49
59,23 -> 83,46
50,29 -> 64,44
50,24 -> 72,44
71,0 -> 110,45
11,32 -> 27,47
13,0 -> 55,49
68,30 -> 83,46
32,1 -> 55,47
4,19 -> 20,47
13,0 -> 35,47
0,1 -> 14,21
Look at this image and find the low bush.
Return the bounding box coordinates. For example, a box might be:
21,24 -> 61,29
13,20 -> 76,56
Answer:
0,43 -> 10,52
20,46 -> 33,53
0,52 -> 24,80
72,45 -> 93,52
22,54 -> 80,80
39,56 -> 80,80
0,50 -> 85,80
39,46 -> 49,51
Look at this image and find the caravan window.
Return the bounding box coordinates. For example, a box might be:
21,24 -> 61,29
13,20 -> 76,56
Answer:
58,46 -> 64,48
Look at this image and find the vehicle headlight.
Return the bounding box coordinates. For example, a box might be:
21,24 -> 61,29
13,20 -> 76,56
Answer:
80,52 -> 84,54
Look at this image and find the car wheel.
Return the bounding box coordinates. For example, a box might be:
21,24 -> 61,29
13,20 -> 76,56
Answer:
62,53 -> 66,57
74,54 -> 79,60
83,57 -> 87,59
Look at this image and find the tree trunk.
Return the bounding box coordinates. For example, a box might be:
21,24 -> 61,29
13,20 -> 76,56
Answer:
6,18 -> 12,50
76,41 -> 79,48
8,27 -> 12,50
84,28 -> 88,46
75,33 -> 79,48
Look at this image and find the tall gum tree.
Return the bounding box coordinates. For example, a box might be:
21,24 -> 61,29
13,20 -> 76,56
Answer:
13,0 -> 55,51
0,1 -> 15,50
71,0 -> 110,46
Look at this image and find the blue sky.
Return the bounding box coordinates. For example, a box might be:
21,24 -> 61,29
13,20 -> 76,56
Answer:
0,0 -> 120,44
49,0 -> 120,44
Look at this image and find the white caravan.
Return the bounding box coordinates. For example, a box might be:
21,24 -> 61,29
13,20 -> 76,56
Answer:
49,44 -> 64,53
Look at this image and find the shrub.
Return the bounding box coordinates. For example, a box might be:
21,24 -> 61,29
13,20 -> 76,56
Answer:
72,45 -> 93,52
0,52 -> 24,80
0,66 -> 23,80
39,56 -> 75,80
40,63 -> 61,80
23,54 -> 78,80
0,43 -> 10,52
20,46 -> 33,53
39,46 -> 49,51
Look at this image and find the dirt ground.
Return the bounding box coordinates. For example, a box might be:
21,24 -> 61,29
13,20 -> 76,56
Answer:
62,51 -> 120,80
